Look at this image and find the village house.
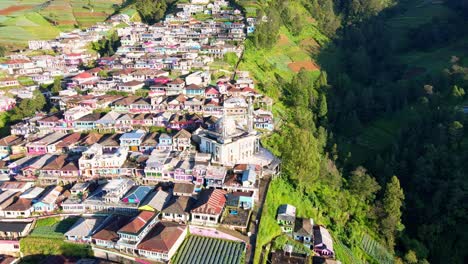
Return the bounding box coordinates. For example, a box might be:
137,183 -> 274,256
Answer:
191,188 -> 226,226
0,96 -> 16,112
78,144 -> 129,179
137,221 -> 187,262
92,214 -> 132,249
293,218 -> 314,248
33,186 -> 63,212
65,215 -> 110,243
116,211 -> 159,255
277,204 -> 296,234
161,196 -> 193,223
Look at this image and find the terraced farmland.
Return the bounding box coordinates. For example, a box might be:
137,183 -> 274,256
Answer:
0,0 -> 122,47
172,235 -> 245,264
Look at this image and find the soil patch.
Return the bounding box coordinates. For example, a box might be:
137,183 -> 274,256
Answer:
58,20 -> 76,25
278,34 -> 290,46
0,5 -> 33,15
288,61 -> 320,72
299,38 -> 320,53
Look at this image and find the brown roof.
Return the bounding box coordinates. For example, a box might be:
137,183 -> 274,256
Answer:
98,134 -> 121,147
114,96 -> 140,106
61,160 -> 79,171
80,132 -> 103,146
0,135 -> 22,146
92,215 -> 131,241
118,211 -> 157,234
56,133 -> 82,147
185,84 -> 203,90
173,129 -> 191,139
42,155 -> 67,170
141,132 -> 158,145
39,114 -> 61,123
169,78 -> 184,85
77,113 -> 103,122
162,196 -> 193,215
173,183 -> 195,195
294,218 -> 313,235
122,80 -> 143,86
137,222 -> 186,253
4,198 -> 32,211
191,189 -> 226,215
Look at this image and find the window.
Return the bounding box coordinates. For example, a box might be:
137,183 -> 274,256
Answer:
14,244 -> 19,249
194,215 -> 200,219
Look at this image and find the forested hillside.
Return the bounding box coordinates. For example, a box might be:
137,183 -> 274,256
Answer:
237,0 -> 467,263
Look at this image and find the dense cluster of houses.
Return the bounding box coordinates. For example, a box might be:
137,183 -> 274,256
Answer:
0,1 -> 274,263
0,179 -> 251,262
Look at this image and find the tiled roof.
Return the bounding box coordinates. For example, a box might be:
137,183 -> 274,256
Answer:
92,215 -> 131,241
162,196 -> 193,215
137,221 -> 186,253
118,211 -> 157,235
73,72 -> 93,79
173,183 -> 195,195
173,129 -> 191,139
41,155 -> 67,170
192,189 -> 226,215
4,198 -> 32,211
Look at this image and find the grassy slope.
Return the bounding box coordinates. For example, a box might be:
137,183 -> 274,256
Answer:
345,0 -> 468,165
0,0 -> 122,47
235,2 -> 372,263
237,2 -> 396,263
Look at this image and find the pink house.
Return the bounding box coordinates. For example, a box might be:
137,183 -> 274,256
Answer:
0,96 -> 16,112
70,72 -> 99,87
205,87 -> 220,99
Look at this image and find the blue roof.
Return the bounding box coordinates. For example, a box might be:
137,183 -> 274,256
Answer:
122,186 -> 153,203
242,168 -> 256,183
120,131 -> 146,140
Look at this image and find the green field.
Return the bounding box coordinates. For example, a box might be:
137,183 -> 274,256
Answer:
0,0 -> 122,47
172,235 -> 245,264
20,216 -> 91,261
30,216 -> 79,239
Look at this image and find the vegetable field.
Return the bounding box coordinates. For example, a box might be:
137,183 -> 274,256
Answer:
360,234 -> 394,264
30,216 -> 79,239
172,235 -> 245,264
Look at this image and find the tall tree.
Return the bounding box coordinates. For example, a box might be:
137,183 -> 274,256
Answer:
380,176 -> 405,249
51,76 -> 63,95
136,0 -> 167,24
348,166 -> 381,203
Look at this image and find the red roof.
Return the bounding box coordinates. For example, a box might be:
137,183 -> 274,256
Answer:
205,87 -> 220,94
118,211 -> 157,234
73,72 -> 93,80
137,222 -> 186,253
192,189 -> 226,215
86,67 -> 102,74
5,59 -> 30,64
